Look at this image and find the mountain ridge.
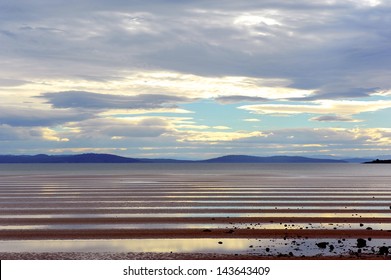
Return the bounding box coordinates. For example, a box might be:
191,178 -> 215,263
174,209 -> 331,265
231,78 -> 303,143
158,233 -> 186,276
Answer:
0,153 -> 349,163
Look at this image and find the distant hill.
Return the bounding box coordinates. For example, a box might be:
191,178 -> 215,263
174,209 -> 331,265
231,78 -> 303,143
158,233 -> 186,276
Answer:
342,157 -> 373,163
364,159 -> 391,164
200,155 -> 346,163
0,153 -> 348,163
0,153 -> 141,163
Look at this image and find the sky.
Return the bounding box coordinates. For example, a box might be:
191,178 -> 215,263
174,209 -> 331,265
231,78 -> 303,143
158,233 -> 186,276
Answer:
1,0 -> 391,159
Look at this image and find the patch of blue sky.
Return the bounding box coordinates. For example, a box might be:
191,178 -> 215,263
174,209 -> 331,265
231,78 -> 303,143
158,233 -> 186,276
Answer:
357,108 -> 391,128
181,100 -> 251,130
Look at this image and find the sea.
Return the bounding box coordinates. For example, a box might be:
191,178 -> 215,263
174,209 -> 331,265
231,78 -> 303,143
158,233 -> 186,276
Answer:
0,163 -> 390,257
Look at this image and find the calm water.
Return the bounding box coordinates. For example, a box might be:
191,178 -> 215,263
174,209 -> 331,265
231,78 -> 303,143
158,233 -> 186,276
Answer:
1,163 -> 391,257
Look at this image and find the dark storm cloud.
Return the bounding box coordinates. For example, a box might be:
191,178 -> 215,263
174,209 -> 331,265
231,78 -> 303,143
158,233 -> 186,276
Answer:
41,91 -> 195,109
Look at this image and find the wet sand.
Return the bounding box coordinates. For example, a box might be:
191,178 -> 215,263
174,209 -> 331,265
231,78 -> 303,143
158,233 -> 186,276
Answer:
1,163 -> 391,259
1,252 -> 390,260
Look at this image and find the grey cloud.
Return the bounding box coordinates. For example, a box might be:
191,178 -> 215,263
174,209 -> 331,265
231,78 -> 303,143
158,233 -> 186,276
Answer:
0,106 -> 92,127
310,115 -> 361,122
289,87 -> 378,101
0,78 -> 32,87
41,91 -> 194,109
215,95 -> 269,104
70,117 -> 171,139
1,0 -> 391,92
0,124 -> 45,141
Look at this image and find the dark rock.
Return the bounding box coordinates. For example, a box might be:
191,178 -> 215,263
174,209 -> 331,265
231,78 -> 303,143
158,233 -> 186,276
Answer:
203,229 -> 212,232
289,252 -> 294,257
360,223 -> 364,227
218,241 -> 223,244
379,246 -> 389,255
329,245 -> 335,252
366,227 -> 373,230
265,248 -> 270,252
357,238 -> 367,248
316,242 -> 329,249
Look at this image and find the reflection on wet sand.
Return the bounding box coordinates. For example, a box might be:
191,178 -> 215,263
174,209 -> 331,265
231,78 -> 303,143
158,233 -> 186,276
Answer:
0,163 -> 391,259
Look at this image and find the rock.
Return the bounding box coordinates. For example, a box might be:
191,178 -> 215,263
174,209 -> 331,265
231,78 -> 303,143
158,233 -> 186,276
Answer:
316,242 -> 329,249
360,223 -> 364,227
218,241 -> 223,244
329,245 -> 335,252
379,246 -> 389,255
357,238 -> 367,248
203,229 -> 212,232
265,248 -> 270,252
366,227 -> 373,230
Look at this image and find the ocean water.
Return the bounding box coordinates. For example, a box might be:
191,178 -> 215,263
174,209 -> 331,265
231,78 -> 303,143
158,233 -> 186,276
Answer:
0,163 -> 391,257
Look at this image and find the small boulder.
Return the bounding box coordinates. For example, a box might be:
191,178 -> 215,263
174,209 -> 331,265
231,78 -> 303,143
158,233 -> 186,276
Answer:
357,238 -> 367,248
316,242 -> 329,249
379,246 -> 389,255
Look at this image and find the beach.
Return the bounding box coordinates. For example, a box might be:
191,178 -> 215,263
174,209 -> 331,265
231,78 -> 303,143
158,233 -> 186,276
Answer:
1,163 -> 391,259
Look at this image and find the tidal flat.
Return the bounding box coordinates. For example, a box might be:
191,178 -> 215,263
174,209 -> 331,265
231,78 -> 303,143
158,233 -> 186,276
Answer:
1,163 -> 391,259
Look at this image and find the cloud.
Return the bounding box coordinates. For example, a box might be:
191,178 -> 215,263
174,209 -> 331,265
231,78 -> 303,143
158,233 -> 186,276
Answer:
310,115 -> 362,122
2,1 -> 391,157
244,118 -> 261,122
0,124 -> 66,142
65,117 -> 173,139
0,106 -> 93,127
239,100 -> 391,116
41,91 -> 195,110
215,95 -> 269,104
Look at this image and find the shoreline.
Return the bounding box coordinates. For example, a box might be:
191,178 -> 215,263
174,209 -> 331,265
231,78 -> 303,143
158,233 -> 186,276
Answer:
1,252 -> 390,260
1,228 -> 391,239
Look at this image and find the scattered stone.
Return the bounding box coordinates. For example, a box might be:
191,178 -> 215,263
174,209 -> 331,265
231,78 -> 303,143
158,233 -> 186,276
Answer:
329,245 -> 335,252
360,223 -> 364,227
379,246 -> 389,255
218,241 -> 223,245
366,227 -> 373,230
357,238 -> 367,248
265,248 -> 270,252
316,242 -> 329,249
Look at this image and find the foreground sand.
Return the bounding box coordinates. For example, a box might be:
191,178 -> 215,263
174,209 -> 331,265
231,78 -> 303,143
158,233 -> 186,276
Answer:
1,252 -> 390,260
1,164 -> 391,259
